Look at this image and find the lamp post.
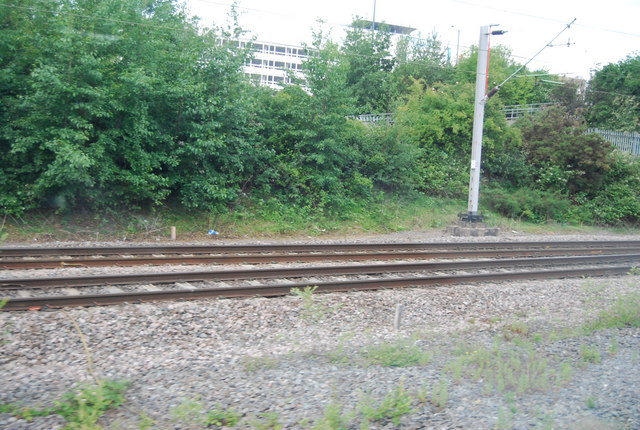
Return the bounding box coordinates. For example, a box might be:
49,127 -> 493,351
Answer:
464,25 -> 504,222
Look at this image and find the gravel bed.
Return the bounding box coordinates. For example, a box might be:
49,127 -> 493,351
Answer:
1,232 -> 640,429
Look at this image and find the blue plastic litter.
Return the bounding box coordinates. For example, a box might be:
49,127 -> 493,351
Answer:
208,230 -> 219,235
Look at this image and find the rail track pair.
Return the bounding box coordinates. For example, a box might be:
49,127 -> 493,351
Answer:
1,240 -> 639,311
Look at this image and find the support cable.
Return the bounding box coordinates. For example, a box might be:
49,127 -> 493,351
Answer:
487,18 -> 576,98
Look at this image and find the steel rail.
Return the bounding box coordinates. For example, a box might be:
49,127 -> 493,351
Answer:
2,253 -> 639,290
2,240 -> 640,257
1,265 -> 634,311
2,247 -> 638,269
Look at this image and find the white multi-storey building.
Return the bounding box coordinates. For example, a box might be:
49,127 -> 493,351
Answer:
239,40 -> 309,88
239,20 -> 414,89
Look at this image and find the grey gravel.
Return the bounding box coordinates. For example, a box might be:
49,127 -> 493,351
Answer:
1,232 -> 640,429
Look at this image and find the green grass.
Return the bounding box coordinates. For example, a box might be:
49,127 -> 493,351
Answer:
579,345 -> 602,364
362,339 -> 431,367
311,403 -> 354,430
1,380 -> 128,429
359,384 -> 413,427
446,338 -> 564,395
205,406 -> 242,427
4,194 -> 639,242
583,292 -> 640,332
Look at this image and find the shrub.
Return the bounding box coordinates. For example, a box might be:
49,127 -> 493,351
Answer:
484,187 -> 571,223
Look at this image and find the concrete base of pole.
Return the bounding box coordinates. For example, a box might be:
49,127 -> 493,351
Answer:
446,221 -> 500,237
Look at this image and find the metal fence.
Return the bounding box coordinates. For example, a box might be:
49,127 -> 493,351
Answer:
501,102 -> 557,120
347,113 -> 394,125
587,128 -> 640,156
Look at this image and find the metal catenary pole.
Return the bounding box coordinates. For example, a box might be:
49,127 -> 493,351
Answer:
465,20 -> 575,221
466,25 -> 491,220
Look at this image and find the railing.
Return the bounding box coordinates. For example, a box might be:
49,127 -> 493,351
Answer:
587,128 -> 640,156
502,103 -> 557,120
347,113 -> 394,125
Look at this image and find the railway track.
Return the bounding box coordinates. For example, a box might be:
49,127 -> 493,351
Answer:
2,246 -> 639,269
2,240 -> 640,257
1,241 -> 639,311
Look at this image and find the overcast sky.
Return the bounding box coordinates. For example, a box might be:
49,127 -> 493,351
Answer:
185,0 -> 640,80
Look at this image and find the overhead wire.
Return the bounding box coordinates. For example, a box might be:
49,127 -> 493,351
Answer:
0,2 -> 596,75
2,1 -> 638,99
446,0 -> 640,38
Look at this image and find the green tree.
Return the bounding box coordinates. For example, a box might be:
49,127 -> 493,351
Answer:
456,45 -> 553,106
0,0 -> 262,214
586,54 -> 640,132
393,31 -> 453,94
342,20 -> 396,114
252,31 -> 369,212
395,80 -> 519,196
517,105 -> 614,195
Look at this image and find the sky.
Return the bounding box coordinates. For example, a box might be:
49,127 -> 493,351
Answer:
184,0 -> 640,80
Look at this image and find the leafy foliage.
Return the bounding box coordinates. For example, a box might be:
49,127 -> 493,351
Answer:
393,31 -> 454,94
484,187 -> 571,223
395,80 -> 520,197
517,105 -> 614,195
0,0 -> 260,213
586,54 -> 640,132
0,2 -> 637,227
342,21 -> 396,114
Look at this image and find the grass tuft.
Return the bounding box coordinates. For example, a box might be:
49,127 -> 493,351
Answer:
363,339 -> 431,367
583,292 -> 640,332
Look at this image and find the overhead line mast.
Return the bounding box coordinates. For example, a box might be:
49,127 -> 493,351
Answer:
463,19 -> 576,222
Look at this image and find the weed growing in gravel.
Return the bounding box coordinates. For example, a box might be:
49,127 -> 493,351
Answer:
559,362 -> 573,383
502,321 -> 530,341
170,397 -> 205,424
535,409 -> 555,430
1,380 -> 129,429
137,412 -> 156,429
585,396 -> 598,409
583,292 -> 640,332
0,403 -> 55,421
579,345 -> 602,364
362,339 -> 431,367
430,378 -> 449,409
446,338 -> 563,395
170,398 -> 242,428
249,412 -> 283,429
325,332 -> 355,364
241,355 -> 280,372
56,380 -> 129,428
504,392 -> 518,414
205,406 -> 241,427
359,384 -> 413,427
291,286 -> 340,322
311,402 -> 354,430
495,407 -> 515,430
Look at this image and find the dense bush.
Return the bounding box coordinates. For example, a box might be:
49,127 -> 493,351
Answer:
586,55 -> 640,133
517,105 -> 614,195
1,2 -> 637,228
484,187 -> 571,223
0,0 -> 263,213
394,81 -> 520,197
574,154 -> 640,225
